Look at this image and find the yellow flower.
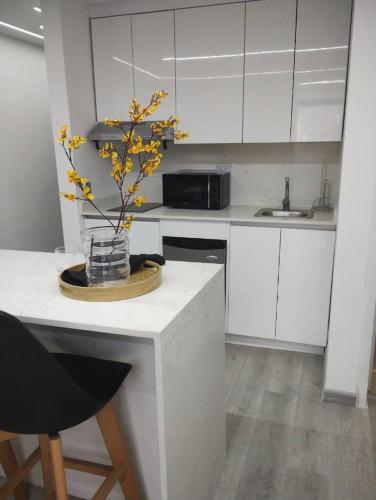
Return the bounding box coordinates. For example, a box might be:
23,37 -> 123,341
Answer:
68,135 -> 86,150
124,157 -> 132,173
67,169 -> 79,184
143,139 -> 161,154
111,151 -> 119,165
121,215 -> 135,230
142,152 -> 163,176
67,170 -> 87,186
127,184 -> 139,195
61,192 -> 77,201
82,185 -> 94,201
128,136 -> 145,155
57,124 -> 69,144
99,142 -> 113,159
174,130 -> 190,141
104,118 -> 121,127
129,91 -> 169,123
133,195 -> 147,207
111,163 -> 122,183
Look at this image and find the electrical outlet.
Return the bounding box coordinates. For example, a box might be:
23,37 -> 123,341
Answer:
215,164 -> 231,173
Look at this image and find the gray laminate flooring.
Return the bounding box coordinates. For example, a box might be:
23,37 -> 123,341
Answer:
213,343 -> 376,500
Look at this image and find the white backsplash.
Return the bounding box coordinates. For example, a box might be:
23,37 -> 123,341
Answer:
99,142 -> 341,208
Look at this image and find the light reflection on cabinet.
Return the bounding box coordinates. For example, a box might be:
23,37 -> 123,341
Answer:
291,0 -> 352,142
132,11 -> 175,119
175,3 -> 245,143
91,16 -> 134,120
243,0 -> 296,143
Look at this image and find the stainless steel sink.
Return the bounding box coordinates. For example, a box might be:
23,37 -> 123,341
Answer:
254,208 -> 314,219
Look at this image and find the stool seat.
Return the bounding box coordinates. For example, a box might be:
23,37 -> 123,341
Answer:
0,311 -> 131,435
53,353 -> 131,402
0,310 -> 142,499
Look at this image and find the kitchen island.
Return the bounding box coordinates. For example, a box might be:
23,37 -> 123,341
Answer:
0,250 -> 226,500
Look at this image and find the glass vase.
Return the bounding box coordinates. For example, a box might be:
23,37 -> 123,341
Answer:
81,226 -> 130,287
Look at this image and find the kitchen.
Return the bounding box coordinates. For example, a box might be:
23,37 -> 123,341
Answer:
1,0 -> 376,499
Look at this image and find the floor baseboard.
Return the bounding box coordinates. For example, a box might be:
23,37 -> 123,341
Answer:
322,389 -> 357,406
226,333 -> 324,355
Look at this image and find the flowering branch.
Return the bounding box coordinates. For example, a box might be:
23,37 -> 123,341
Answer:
57,90 -> 189,234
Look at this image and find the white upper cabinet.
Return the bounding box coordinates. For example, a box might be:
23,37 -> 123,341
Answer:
276,228 -> 335,346
91,16 -> 134,121
132,11 -> 175,120
175,3 -> 245,143
291,0 -> 352,142
243,0 -> 296,143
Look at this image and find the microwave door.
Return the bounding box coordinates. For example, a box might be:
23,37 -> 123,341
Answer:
165,174 -> 209,209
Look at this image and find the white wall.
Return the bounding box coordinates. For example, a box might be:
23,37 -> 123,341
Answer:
41,0 -> 116,248
324,0 -> 376,406
116,141 -> 341,208
0,33 -> 63,251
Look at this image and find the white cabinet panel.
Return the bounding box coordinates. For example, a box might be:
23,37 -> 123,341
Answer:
91,16 -> 134,121
132,11 -> 175,119
243,0 -> 296,143
228,225 -> 280,339
276,228 -> 335,346
84,218 -> 160,254
291,0 -> 352,142
175,3 -> 245,143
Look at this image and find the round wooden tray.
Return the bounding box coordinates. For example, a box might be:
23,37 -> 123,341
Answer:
59,261 -> 162,302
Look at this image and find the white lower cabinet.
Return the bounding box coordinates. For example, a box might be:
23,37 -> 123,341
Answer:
228,225 -> 335,347
228,225 -> 280,339
276,228 -> 335,346
83,218 -> 160,255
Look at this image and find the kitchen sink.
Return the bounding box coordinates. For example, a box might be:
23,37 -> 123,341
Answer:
254,208 -> 314,219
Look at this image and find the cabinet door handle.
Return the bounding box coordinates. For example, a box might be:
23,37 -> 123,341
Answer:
206,255 -> 219,261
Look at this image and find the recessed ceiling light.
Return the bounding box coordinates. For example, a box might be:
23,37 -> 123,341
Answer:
33,6 -> 42,13
0,21 -> 44,39
39,25 -> 44,30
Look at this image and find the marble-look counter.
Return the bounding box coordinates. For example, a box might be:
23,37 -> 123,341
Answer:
0,250 -> 226,500
82,195 -> 337,230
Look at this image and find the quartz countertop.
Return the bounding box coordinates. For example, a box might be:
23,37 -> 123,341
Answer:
0,250 -> 223,338
82,196 -> 337,230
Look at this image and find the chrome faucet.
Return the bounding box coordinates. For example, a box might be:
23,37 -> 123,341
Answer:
282,177 -> 290,211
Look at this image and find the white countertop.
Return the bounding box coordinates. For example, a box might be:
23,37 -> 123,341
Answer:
0,250 -> 223,338
82,196 -> 337,230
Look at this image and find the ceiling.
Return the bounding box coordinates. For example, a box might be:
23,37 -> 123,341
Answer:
0,0 -> 44,45
0,0 -> 133,46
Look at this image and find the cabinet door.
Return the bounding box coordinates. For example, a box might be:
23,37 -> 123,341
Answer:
91,16 -> 134,121
276,229 -> 335,346
84,218 -> 160,254
228,225 -> 280,339
132,11 -> 175,119
175,3 -> 245,143
129,220 -> 160,254
243,0 -> 296,143
291,0 -> 352,142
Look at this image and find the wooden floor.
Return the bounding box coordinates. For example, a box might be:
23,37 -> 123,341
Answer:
213,344 -> 376,500
2,344 -> 376,499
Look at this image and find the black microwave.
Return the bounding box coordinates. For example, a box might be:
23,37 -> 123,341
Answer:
162,170 -> 230,210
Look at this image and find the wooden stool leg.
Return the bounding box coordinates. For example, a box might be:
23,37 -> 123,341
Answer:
49,434 -> 68,500
0,440 -> 29,500
96,401 -> 142,500
39,435 -> 54,500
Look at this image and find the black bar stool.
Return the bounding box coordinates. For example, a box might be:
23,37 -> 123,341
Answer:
0,310 -> 142,500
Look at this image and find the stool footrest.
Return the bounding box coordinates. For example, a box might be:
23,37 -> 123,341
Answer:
64,456 -> 113,477
93,464 -> 126,500
0,446 -> 40,498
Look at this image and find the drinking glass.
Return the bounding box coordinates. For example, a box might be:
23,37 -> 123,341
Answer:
54,246 -> 84,273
